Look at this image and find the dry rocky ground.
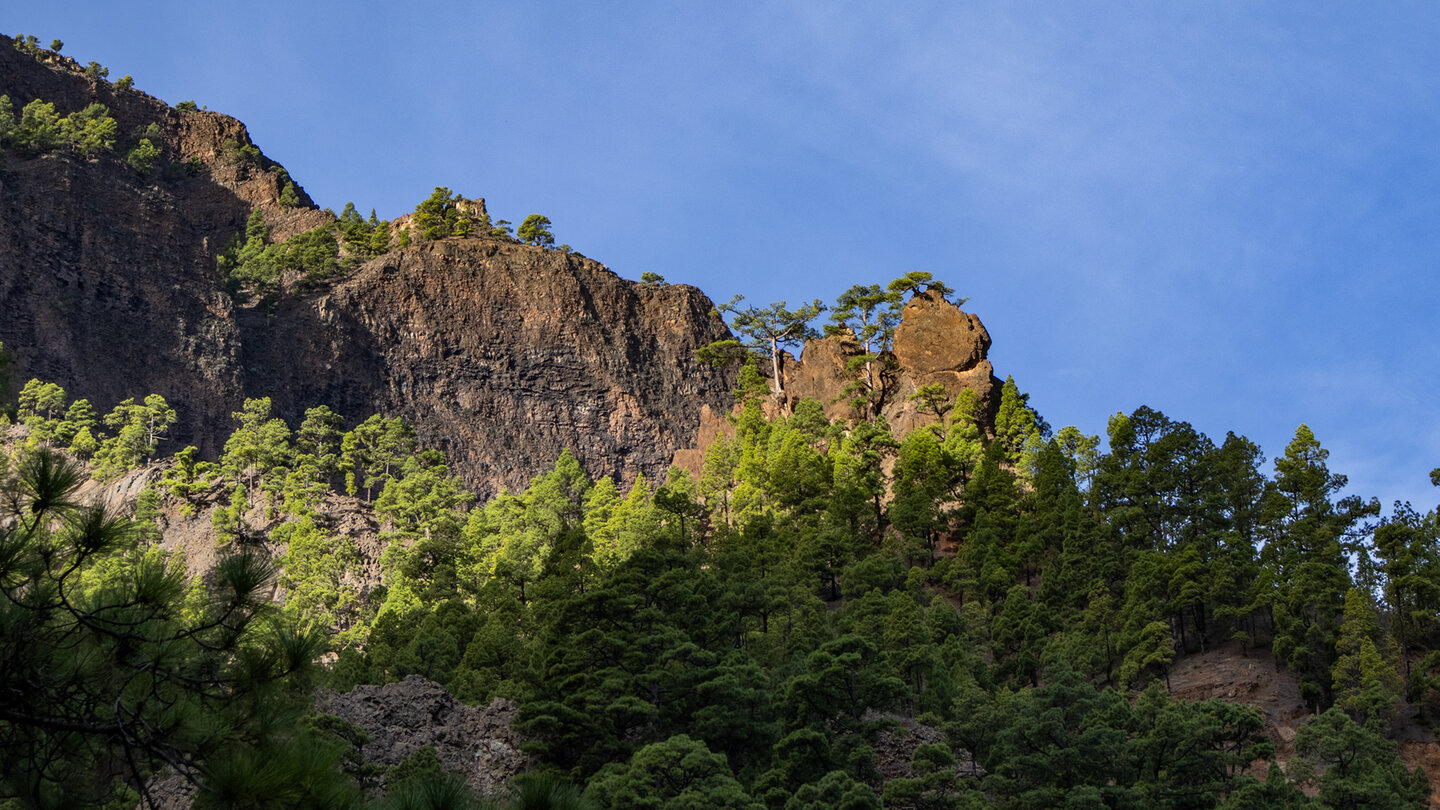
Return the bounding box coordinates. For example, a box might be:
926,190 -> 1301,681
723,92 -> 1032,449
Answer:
1167,642 -> 1440,807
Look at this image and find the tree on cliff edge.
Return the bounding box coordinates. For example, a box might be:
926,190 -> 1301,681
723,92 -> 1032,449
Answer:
887,271 -> 967,307
413,187 -> 477,240
717,295 -> 825,412
518,214 -> 555,247
825,283 -> 902,421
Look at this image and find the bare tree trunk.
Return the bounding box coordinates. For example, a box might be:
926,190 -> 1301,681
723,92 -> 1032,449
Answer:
769,339 -> 784,407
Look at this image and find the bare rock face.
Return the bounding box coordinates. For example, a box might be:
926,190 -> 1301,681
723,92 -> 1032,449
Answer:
883,290 -> 999,434
790,291 -> 999,431
785,334 -> 861,420
891,290 -> 991,377
0,44 -> 736,496
314,675 -> 529,795
241,239 -> 735,494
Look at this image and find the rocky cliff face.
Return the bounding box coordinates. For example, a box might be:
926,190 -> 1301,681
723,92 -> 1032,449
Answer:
788,289 -> 999,432
0,41 -> 734,495
247,240 -> 735,491
672,291 -> 1001,477
0,39 -> 323,457
1,42 -> 1000,497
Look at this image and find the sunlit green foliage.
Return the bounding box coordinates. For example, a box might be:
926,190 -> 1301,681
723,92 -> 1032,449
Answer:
518,214 -> 554,247
338,203 -> 394,259
218,211 -> 344,295
0,97 -> 13,146
414,187 -> 482,240
10,99 -> 61,152
126,137 -> 160,175
0,95 -> 118,159
714,296 -> 826,408
59,102 -> 116,157
92,394 -> 177,479
6,302 -> 1438,808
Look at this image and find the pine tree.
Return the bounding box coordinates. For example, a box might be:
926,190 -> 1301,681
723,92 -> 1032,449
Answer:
518,214 -> 555,247
716,295 -> 825,411
993,376 -> 1044,474
0,451 -> 342,807
58,103 -> 116,157
825,283 -> 902,420
1332,588 -> 1402,727
1264,425 -> 1379,710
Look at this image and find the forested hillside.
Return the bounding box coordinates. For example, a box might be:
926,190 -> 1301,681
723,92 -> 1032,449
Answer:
4,306 -> 1439,807
2,32 -> 1439,810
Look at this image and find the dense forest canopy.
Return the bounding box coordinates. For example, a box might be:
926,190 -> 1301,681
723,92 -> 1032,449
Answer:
3,315 -> 1438,807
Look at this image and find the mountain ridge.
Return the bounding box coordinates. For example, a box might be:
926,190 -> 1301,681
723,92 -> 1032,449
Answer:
0,38 -> 740,495
0,37 -> 1001,495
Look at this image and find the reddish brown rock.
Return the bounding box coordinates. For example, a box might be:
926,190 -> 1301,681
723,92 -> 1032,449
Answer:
672,290 -> 1002,467
891,290 -> 991,377
790,290 -> 999,433
786,334 -> 867,422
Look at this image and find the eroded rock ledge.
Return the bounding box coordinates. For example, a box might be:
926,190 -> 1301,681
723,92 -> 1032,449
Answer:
673,290 -> 1001,475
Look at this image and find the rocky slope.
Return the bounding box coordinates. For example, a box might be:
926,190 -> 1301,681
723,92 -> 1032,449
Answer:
0,40 -> 734,495
314,676 -> 529,795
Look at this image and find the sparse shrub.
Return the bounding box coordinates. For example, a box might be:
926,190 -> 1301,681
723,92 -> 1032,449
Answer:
221,138 -> 262,167
127,138 -> 160,176
60,103 -> 116,157
12,34 -> 40,55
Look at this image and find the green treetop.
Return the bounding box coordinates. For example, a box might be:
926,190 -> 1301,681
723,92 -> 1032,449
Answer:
518,214 -> 555,247
413,187 -> 479,240
887,270 -> 966,305
58,103 -> 116,157
11,99 -> 61,153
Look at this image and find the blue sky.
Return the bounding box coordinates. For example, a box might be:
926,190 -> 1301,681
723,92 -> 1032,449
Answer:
8,2 -> 1440,510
